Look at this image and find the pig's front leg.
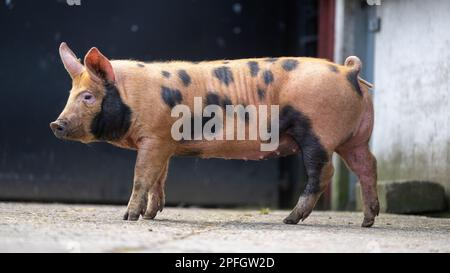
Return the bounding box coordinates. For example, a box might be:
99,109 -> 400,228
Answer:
123,138 -> 172,221
142,162 -> 169,220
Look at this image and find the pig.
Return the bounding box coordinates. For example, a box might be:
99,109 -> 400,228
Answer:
51,42 -> 379,227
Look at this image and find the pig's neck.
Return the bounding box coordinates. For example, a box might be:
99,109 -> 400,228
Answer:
108,60 -> 168,149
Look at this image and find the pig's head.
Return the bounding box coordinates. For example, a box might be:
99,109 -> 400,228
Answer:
50,42 -> 131,143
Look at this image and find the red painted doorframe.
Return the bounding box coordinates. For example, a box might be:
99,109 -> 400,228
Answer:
318,0 -> 335,61
318,0 -> 335,209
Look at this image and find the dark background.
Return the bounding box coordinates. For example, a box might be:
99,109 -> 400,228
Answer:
0,0 -> 318,208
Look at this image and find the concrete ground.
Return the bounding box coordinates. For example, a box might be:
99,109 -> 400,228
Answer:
0,202 -> 449,253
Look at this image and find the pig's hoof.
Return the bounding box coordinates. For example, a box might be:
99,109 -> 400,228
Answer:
283,206 -> 313,225
283,216 -> 300,225
142,203 -> 162,220
142,204 -> 163,220
123,204 -> 146,221
142,210 -> 158,220
283,195 -> 316,224
361,217 -> 375,228
361,200 -> 379,227
123,211 -> 140,221
142,192 -> 165,220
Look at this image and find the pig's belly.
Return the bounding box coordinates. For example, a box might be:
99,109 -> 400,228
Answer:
176,134 -> 300,160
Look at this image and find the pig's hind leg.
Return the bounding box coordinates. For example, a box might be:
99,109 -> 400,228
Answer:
337,143 -> 379,227
336,90 -> 379,227
283,155 -> 334,224
280,106 -> 334,224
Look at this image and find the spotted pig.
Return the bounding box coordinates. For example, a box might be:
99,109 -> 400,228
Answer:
51,42 -> 379,227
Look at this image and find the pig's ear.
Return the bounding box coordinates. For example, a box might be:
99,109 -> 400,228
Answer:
59,42 -> 83,79
84,47 -> 115,84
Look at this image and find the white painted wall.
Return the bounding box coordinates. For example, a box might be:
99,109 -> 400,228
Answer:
373,0 -> 450,203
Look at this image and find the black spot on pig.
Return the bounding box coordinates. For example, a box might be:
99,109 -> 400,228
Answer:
279,105 -> 328,195
282,59 -> 298,71
90,83 -> 132,141
223,61 -> 229,64
265,57 -> 278,63
222,95 -> 232,109
247,61 -> 259,77
205,92 -> 221,106
257,88 -> 266,101
178,69 -> 191,87
161,86 -> 183,108
347,70 -> 363,96
204,92 -> 222,134
263,70 -> 274,85
137,63 -> 145,68
213,66 -> 234,86
328,64 -> 339,73
162,71 -> 171,78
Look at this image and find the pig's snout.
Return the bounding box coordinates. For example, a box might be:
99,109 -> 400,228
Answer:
50,119 -> 68,138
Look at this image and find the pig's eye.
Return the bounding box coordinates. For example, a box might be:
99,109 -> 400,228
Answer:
81,91 -> 96,104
